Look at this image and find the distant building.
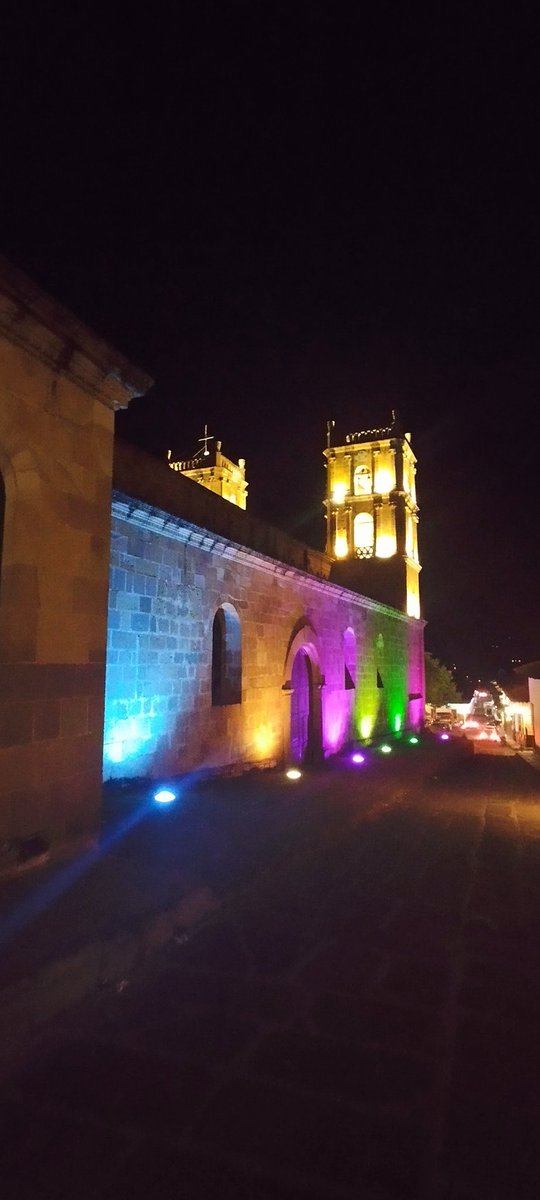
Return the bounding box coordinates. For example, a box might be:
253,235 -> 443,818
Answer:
515,663 -> 540,751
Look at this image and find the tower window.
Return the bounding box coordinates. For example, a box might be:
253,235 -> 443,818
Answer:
212,604 -> 242,705
354,465 -> 372,495
354,512 -> 374,556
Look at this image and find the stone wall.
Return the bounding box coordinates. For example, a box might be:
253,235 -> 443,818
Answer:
0,258 -> 151,872
104,447 -> 424,780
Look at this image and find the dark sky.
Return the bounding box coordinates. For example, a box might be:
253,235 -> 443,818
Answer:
2,3 -> 539,688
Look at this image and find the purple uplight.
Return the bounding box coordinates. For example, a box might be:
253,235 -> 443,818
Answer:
351,752 -> 365,764
440,733 -> 450,741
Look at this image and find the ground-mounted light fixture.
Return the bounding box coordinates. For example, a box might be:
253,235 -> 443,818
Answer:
153,788 -> 177,804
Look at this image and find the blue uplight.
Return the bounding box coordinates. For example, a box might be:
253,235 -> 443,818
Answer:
154,788 -> 177,804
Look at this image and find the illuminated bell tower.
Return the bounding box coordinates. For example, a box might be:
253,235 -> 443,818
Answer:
323,413 -> 421,617
167,427 -> 248,509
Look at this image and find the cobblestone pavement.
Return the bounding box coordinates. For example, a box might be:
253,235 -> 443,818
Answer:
2,744 -> 540,1199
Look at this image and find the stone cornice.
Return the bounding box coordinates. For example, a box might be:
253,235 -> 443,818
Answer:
0,256 -> 153,409
112,492 -> 425,628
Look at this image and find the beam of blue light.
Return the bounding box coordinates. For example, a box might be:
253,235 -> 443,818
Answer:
0,801 -> 152,953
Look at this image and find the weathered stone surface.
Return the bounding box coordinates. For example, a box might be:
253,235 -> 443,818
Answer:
0,262 -> 151,870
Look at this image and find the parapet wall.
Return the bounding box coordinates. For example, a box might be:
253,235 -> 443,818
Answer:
114,440 -> 332,581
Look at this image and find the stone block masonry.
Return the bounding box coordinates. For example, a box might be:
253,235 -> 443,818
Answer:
104,446 -> 424,780
0,258 -> 152,873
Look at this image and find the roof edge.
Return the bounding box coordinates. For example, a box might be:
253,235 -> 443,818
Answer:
0,255 -> 153,408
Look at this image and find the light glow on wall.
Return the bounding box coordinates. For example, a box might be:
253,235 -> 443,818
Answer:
406,592 -> 420,619
360,714 -> 374,740
393,713 -> 403,733
104,714 -> 155,767
376,534 -> 396,559
334,532 -> 348,558
333,482 -> 348,504
374,468 -> 394,494
253,724 -> 276,756
323,690 -> 351,756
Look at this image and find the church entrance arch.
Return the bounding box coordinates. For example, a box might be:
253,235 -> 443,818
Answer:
283,623 -> 323,765
290,649 -> 315,763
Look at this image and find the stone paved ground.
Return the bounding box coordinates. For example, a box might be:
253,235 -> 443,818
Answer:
2,742 -> 540,1199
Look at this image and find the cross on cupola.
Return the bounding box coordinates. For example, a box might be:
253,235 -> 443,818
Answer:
167,430 -> 248,510
198,424 -> 214,458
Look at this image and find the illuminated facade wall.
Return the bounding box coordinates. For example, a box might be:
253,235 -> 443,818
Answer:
104,475 -> 424,780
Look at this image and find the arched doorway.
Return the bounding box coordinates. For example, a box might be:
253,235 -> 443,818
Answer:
290,648 -> 316,763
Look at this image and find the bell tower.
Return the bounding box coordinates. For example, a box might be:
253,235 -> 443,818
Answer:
323,413 -> 421,617
167,427 -> 248,509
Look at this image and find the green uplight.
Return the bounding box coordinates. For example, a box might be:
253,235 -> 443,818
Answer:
380,744 -> 392,754
409,736 -> 419,745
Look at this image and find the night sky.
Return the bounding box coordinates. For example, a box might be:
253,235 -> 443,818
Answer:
2,4 -> 539,690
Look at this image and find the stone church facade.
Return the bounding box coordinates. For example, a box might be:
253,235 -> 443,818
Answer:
0,259 -> 424,876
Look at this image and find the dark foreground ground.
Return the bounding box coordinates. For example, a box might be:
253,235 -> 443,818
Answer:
1,740 -> 540,1199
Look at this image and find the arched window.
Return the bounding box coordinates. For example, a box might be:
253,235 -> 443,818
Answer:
354,512 -> 374,556
343,627 -> 356,690
354,465 -> 372,495
212,604 -> 242,706
376,633 -> 384,689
